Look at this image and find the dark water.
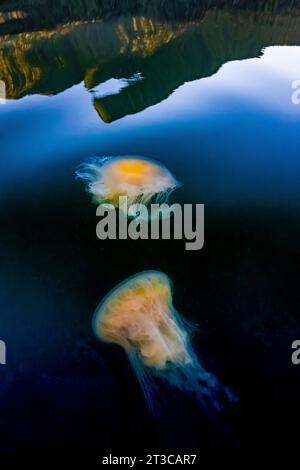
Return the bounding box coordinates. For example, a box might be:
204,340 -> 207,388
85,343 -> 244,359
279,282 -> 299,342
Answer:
1,0 -> 300,464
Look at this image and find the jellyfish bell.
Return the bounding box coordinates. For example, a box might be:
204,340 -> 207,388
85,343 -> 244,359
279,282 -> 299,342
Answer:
76,156 -> 181,209
93,271 -> 192,369
92,271 -> 235,412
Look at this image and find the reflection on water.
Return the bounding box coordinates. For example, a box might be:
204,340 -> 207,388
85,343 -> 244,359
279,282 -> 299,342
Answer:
1,1 -> 300,122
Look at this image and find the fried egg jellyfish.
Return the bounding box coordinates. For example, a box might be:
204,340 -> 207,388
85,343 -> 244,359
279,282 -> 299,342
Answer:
76,156 -> 180,212
92,271 -> 234,413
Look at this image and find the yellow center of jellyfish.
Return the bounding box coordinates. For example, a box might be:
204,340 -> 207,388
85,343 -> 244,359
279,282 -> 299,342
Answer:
106,159 -> 157,186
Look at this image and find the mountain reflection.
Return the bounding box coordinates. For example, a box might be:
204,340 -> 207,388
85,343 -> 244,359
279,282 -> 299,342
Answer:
1,0 -> 300,123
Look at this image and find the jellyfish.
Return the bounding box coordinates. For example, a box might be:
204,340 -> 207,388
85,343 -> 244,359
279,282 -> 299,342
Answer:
76,156 -> 180,210
92,271 -> 234,413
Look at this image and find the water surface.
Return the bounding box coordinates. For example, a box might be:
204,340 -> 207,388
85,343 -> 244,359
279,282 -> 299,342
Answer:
1,0 -> 300,462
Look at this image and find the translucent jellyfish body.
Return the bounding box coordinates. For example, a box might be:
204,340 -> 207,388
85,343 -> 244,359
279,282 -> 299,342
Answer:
76,156 -> 180,208
93,271 -> 233,412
